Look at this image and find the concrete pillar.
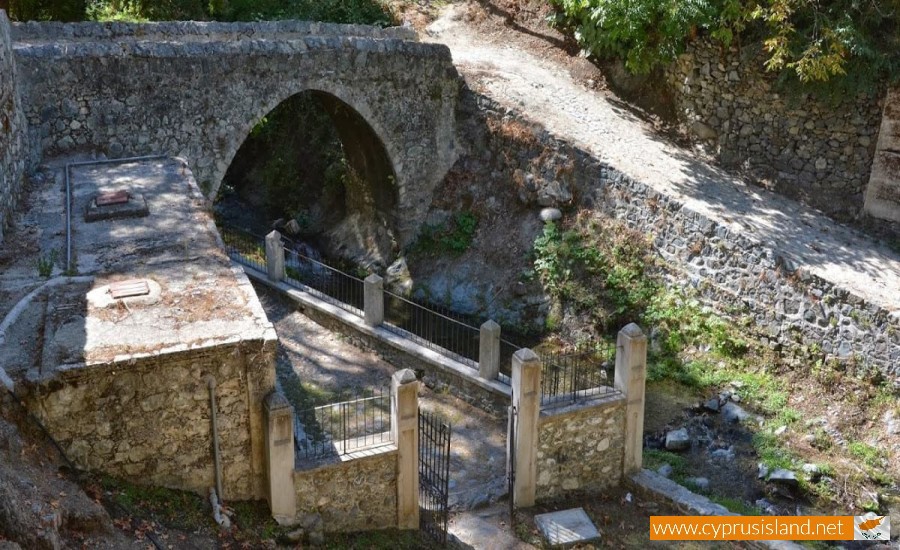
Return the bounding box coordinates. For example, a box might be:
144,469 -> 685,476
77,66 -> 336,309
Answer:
614,323 -> 648,476
265,230 -> 284,282
510,348 -> 541,508
478,320 -> 501,380
364,274 -> 384,327
391,368 -> 419,529
264,391 -> 296,524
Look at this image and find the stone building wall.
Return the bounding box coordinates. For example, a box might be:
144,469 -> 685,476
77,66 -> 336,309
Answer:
668,40 -> 885,222
10,20 -> 459,246
0,11 -> 27,244
293,447 -> 398,533
536,396 -> 626,499
20,338 -> 277,500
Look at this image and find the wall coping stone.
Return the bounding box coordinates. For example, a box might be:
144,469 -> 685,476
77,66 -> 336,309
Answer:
539,391 -> 625,421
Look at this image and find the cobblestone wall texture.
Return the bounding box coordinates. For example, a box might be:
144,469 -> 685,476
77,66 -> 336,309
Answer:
536,398 -> 626,499
668,41 -> 885,221
447,94 -> 900,384
0,12 -> 27,244
20,339 -> 277,500
10,19 -> 459,244
293,448 -> 398,532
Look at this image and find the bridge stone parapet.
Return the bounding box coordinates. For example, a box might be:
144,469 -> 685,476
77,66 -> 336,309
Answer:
10,17 -> 459,246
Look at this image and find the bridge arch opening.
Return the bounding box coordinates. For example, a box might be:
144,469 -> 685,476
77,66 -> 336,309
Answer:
217,89 -> 399,268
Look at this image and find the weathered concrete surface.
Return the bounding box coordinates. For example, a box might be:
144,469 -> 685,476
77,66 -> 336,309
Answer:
293,445 -> 399,533
16,158 -> 277,500
864,88 -> 900,222
10,19 -> 459,246
534,508 -> 600,547
0,11 -> 27,244
536,396 -> 625,500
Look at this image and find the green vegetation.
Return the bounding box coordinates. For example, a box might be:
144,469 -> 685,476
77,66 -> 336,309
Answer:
549,0 -> 899,96
709,495 -> 763,516
412,211 -> 479,256
8,0 -> 395,25
643,449 -> 689,479
35,249 -> 58,278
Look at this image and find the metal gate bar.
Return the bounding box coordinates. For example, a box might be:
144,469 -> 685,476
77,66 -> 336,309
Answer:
419,409 -> 451,545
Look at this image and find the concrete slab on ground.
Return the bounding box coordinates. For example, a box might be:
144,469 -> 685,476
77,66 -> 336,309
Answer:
534,508 -> 600,547
449,504 -> 535,550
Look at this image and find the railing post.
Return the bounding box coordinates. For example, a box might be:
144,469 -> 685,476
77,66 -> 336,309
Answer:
364,274 -> 384,327
478,320 -> 501,380
510,348 -> 541,508
614,323 -> 648,476
264,391 -> 296,524
391,368 -> 419,529
265,230 -> 285,282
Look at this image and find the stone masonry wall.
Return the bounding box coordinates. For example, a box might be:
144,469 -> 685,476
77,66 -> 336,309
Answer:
293,448 -> 398,533
11,20 -> 459,245
21,338 -> 277,500
0,11 -> 27,244
668,40 -> 885,222
536,396 -> 626,499
446,92 -> 900,383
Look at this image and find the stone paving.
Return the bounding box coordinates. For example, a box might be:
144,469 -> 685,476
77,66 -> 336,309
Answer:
426,5 -> 900,314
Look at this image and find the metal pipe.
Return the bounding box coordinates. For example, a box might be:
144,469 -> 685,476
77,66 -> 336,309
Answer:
64,154 -> 168,273
206,375 -> 224,502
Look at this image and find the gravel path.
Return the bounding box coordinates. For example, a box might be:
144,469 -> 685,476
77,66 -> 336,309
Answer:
256,285 -> 509,510
425,4 -> 900,312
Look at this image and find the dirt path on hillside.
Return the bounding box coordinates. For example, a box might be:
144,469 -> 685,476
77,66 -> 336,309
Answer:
420,1 -> 900,313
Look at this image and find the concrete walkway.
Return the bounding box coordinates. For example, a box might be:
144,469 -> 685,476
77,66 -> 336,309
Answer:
426,5 -> 900,314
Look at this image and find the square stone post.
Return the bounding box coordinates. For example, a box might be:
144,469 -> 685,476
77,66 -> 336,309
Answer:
478,320 -> 501,380
391,369 -> 419,529
614,323 -> 647,476
510,348 -> 541,508
264,391 -> 296,524
364,274 -> 384,327
265,230 -> 285,282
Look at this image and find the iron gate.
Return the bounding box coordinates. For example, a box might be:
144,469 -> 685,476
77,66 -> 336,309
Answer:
418,409 -> 451,545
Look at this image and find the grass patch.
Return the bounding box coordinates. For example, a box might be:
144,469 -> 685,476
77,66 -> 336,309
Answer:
412,211 -> 479,257
709,496 -> 763,516
100,477 -> 210,531
643,449 -> 689,480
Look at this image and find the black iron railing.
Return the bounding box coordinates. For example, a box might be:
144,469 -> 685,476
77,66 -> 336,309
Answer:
220,226 -> 268,274
383,290 -> 481,369
419,409 -> 451,545
294,388 -> 391,461
282,241 -> 365,317
539,340 -> 619,406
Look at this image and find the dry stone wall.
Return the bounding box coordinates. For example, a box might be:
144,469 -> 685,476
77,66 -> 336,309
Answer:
0,11 -> 27,244
536,397 -> 626,499
293,448 -> 398,533
668,41 -> 885,222
10,20 -> 459,245
20,338 -> 277,500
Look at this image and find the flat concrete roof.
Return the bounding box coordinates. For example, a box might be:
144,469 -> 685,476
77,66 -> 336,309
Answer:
39,157 -> 274,371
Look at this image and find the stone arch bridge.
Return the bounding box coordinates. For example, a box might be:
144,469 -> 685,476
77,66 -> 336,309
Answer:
6,17 -> 460,243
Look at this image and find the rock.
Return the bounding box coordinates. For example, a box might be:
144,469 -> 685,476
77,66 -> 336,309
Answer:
774,425 -> 787,436
709,447 -> 735,461
384,257 -> 412,295
536,180 -> 572,207
883,409 -> 899,435
730,393 -> 741,403
657,464 -> 674,478
703,398 -> 720,412
757,463 -> 769,479
285,528 -> 306,543
690,121 -> 718,141
721,402 -> 750,424
768,469 -> 799,487
665,428 -> 691,451
283,219 -> 301,235
755,498 -> 779,515
468,493 -> 491,509
801,463 -> 821,481
815,157 -> 827,170
686,477 -> 709,491
539,207 -> 562,222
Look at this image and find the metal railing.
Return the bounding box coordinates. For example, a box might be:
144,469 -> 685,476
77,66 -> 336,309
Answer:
282,240 -> 365,317
382,289 -> 481,368
220,226 -> 268,273
294,388 -> 391,461
539,340 -> 619,406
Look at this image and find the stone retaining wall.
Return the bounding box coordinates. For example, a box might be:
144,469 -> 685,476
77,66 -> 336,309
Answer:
293,446 -> 399,533
536,396 -> 626,499
667,40 -> 885,222
0,11 -> 27,244
460,93 -> 900,383
20,338 -> 277,500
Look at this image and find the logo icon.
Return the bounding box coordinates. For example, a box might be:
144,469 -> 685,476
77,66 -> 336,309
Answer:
854,514 -> 890,541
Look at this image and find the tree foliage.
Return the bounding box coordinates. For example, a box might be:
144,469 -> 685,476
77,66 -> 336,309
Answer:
550,0 -> 899,92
